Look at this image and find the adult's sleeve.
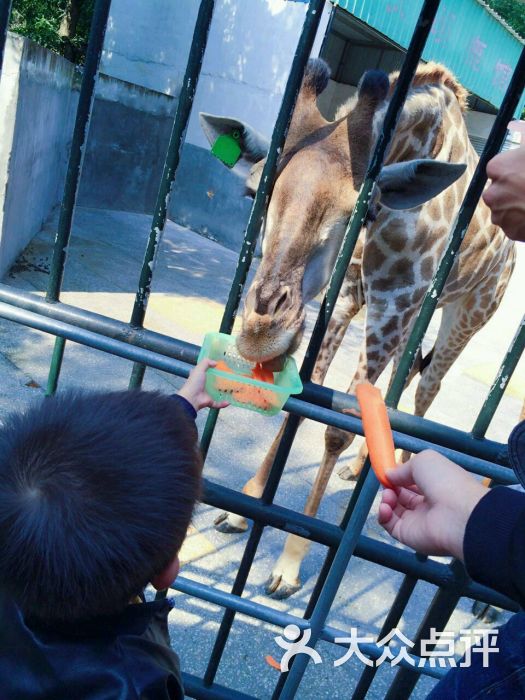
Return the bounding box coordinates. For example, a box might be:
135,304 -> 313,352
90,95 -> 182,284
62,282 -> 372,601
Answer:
463,486 -> 525,607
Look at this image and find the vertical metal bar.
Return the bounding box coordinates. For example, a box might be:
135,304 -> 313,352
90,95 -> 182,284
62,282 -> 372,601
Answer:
202,0 -> 327,682
471,315 -> 525,439
223,0 -> 444,689
45,0 -> 112,395
200,0 -> 326,458
388,45 -> 525,404
300,0 -> 442,380
365,52 -> 525,699
387,316 -> 525,697
280,0 -> 464,699
0,0 -> 12,74
351,572 -> 420,700
207,0 -> 443,692
128,0 -> 215,389
384,561 -> 469,699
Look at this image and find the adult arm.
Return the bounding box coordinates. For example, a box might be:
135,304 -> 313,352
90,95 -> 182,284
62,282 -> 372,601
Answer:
378,450 -> 525,607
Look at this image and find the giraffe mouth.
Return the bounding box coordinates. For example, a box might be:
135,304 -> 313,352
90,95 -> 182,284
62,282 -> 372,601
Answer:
260,355 -> 286,372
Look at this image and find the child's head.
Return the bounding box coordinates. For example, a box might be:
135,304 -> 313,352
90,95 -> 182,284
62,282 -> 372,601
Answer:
0,390 -> 202,623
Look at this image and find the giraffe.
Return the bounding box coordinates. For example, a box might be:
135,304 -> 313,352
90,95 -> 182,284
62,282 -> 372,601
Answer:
200,59 -> 516,599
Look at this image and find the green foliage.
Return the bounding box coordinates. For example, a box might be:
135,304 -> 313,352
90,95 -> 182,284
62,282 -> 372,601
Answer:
9,0 -> 94,64
483,0 -> 525,40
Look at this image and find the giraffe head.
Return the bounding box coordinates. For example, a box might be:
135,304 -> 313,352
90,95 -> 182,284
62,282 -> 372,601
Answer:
200,60 -> 466,366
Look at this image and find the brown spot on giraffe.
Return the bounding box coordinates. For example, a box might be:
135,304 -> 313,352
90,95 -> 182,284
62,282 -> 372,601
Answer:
420,255 -> 434,280
395,292 -> 411,311
386,219 -> 409,252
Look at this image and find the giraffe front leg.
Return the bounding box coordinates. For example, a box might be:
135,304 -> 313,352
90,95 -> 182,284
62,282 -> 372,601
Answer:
338,441 -> 369,481
215,417 -> 292,533
265,422 -> 354,598
217,285 -> 363,535
265,533 -> 310,599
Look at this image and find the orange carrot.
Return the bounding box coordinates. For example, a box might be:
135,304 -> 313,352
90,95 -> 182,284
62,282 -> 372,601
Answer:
215,360 -> 234,374
355,383 -> 396,488
265,655 -> 282,671
251,363 -> 275,384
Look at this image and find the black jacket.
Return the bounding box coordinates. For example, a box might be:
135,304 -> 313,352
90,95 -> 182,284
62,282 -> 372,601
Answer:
0,394 -> 196,700
0,592 -> 184,699
464,420 -> 525,607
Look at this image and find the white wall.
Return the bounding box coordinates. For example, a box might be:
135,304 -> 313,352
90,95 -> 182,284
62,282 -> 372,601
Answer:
101,0 -> 332,145
0,34 -> 78,276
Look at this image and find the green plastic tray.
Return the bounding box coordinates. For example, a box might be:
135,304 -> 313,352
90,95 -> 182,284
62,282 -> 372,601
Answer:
198,332 -> 303,416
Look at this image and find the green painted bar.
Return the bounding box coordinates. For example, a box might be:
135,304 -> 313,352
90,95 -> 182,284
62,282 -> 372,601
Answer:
202,0 -> 328,683
387,319 -> 525,697
472,315 -> 525,439
353,574 -> 419,699
369,47 -> 525,700
388,45 -> 525,406
271,2 -> 446,697
199,0 -> 327,458
45,0 -> 112,395
128,0 -> 215,389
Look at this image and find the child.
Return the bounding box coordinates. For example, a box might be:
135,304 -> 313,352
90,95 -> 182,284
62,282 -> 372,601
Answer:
0,359 -> 226,700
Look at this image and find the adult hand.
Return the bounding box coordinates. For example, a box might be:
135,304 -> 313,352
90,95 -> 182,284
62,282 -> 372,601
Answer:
378,450 -> 488,561
483,145 -> 525,242
178,359 -> 229,412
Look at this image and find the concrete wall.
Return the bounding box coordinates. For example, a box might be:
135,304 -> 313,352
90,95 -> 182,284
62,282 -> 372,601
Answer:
77,76 -> 177,213
78,0 -> 331,252
0,33 -> 78,276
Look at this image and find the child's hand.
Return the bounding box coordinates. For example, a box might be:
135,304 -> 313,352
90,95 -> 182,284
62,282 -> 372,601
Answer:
178,359 -> 229,412
378,450 -> 488,561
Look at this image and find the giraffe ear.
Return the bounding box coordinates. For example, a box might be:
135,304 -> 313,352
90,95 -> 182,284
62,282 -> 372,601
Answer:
199,112 -> 269,179
377,160 -> 467,210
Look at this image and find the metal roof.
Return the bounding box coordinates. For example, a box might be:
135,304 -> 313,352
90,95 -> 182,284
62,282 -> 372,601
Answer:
331,0 -> 525,117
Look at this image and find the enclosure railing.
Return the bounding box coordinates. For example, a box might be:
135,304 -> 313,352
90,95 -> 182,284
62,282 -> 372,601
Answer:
0,0 -> 524,698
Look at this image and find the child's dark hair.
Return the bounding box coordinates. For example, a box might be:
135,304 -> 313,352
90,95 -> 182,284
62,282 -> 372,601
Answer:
0,390 -> 202,623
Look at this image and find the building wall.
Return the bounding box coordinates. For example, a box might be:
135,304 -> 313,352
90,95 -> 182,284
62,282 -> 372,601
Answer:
79,0 -> 331,251
0,33 -> 78,277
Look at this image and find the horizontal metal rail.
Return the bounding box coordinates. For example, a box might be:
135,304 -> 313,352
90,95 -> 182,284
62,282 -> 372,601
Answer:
173,577 -> 447,680
203,481 -> 517,611
0,279 -> 510,464
0,295 -> 515,483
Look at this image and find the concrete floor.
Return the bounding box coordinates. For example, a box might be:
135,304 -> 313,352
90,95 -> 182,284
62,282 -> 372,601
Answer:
0,206 -> 523,699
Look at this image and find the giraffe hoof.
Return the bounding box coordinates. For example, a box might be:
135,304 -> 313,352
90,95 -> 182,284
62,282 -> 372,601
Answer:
471,601 -> 501,624
337,463 -> 359,481
214,511 -> 249,534
265,573 -> 301,600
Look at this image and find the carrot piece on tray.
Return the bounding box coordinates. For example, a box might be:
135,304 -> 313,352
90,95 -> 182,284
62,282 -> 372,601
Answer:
355,382 -> 396,488
213,360 -> 278,410
251,363 -> 275,384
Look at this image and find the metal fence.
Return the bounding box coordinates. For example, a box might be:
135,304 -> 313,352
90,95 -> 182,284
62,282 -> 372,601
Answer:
0,0 -> 524,698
